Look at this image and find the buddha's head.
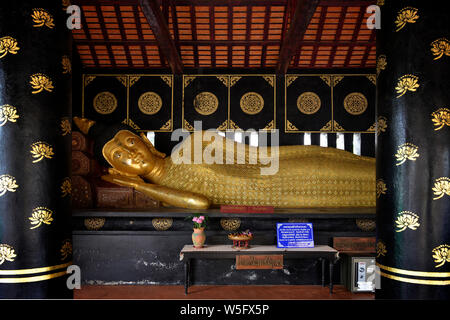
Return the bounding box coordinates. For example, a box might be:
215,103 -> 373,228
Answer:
73,117 -> 165,177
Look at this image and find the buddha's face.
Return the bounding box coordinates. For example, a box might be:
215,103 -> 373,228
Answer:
103,130 -> 154,176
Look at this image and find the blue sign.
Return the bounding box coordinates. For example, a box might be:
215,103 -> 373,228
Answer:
277,223 -> 314,248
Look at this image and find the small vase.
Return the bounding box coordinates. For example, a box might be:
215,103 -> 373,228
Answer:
192,227 -> 206,248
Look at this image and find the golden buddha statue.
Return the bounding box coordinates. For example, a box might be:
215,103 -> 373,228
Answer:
73,117 -> 375,210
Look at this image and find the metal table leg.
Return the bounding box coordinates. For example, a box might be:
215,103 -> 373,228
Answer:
184,259 -> 190,295
329,260 -> 334,294
321,258 -> 325,287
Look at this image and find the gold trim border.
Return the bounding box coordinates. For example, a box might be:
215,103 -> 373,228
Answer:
0,261 -> 72,275
380,271 -> 450,286
0,271 -> 68,283
377,263 -> 450,278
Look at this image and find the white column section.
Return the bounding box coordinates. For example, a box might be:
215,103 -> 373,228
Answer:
303,132 -> 311,145
249,131 -> 259,147
336,132 -> 345,150
146,131 -> 155,145
353,133 -> 361,155
320,132 -> 328,147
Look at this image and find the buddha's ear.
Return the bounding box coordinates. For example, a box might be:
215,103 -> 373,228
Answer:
140,133 -> 166,158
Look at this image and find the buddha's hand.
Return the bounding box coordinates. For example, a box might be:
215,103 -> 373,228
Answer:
101,174 -> 145,189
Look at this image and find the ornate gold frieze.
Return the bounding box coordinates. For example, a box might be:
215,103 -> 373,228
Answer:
286,120 -> 299,131
0,174 -> 18,197
240,92 -> 264,115
320,75 -> 332,87
128,76 -> 141,87
152,218 -> 173,231
395,75 -> 419,98
60,118 -> 71,136
432,245 -> 450,268
160,119 -> 172,131
184,76 -> 196,88
31,8 -> 55,29
366,75 -> 376,86
286,75 -> 298,87
217,120 -> 228,131
262,120 -> 275,131
160,75 -> 172,87
343,92 -> 368,115
30,142 -> 54,163
0,244 -> 17,265
376,179 -> 387,198
431,38 -> 449,60
84,75 -> 96,87
230,76 -> 242,87
376,241 -> 387,258
262,76 -> 274,87
0,36 -> 20,59
395,7 -> 419,32
84,218 -> 106,230
29,207 -> 54,230
30,73 -> 54,94
320,120 -> 333,131
229,119 -> 240,130
332,75 -> 344,87
394,143 -> 419,166
60,239 -> 72,261
116,76 -> 128,87
333,120 -> 345,132
216,76 -> 228,87
432,177 -> 450,200
127,118 -> 140,130
297,92 -> 321,115
220,218 -> 241,231
62,55 -> 71,74
355,219 -> 376,232
61,178 -> 72,197
395,211 -> 420,232
193,92 -> 219,116
183,119 -> 194,131
431,108 -> 449,131
376,116 -> 387,135
0,104 -> 19,127
377,55 -> 387,76
138,92 -> 163,115
93,91 -> 118,115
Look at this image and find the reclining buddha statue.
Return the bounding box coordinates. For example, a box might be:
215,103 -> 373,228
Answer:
73,117 -> 375,210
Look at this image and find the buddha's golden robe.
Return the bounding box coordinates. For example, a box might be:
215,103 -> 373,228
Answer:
154,133 -> 375,208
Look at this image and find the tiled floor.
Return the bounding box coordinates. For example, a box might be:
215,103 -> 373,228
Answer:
74,285 -> 374,300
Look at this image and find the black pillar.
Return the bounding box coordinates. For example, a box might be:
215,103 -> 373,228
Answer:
376,1 -> 449,299
0,1 -> 73,298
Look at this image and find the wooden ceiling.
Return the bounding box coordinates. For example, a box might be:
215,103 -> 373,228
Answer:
72,0 -> 376,73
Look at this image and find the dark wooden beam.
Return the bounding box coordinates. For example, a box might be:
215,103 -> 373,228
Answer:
139,0 -> 183,73
209,6 -> 216,67
309,6 -> 327,67
133,5 -> 150,68
327,6 -> 347,68
344,6 -> 365,67
276,0 -> 319,74
96,5 -> 116,67
114,5 -> 133,67
261,5 -> 270,68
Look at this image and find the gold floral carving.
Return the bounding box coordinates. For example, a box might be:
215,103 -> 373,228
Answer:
395,75 -> 419,98
320,75 -> 332,87
432,177 -> 450,200
343,92 -> 368,115
395,211 -> 420,232
366,75 -> 376,86
61,178 -> 72,197
297,92 -> 321,115
60,118 -> 71,136
376,241 -> 387,258
194,92 -> 219,116
377,55 -> 387,76
320,120 -> 333,131
333,120 -> 345,132
431,108 -> 449,131
184,76 -> 196,88
376,179 -> 387,198
160,75 -> 172,87
138,92 -> 163,115
263,120 -> 275,131
116,76 -> 128,87
431,38 -> 449,60
184,119 -> 194,131
229,120 -> 240,130
220,218 -> 241,231
395,143 -> 419,166
129,76 -> 140,87
0,36 -> 20,59
355,219 -> 376,232
0,244 -> 17,265
230,76 -> 242,87
60,239 -> 72,261
216,76 -> 228,87
395,7 -> 419,32
29,207 -> 54,229
377,116 -> 387,135
127,119 -> 140,130
30,74 -> 54,94
93,91 -> 118,115
62,55 -> 71,74
84,218 -> 106,230
286,120 -> 299,131
32,8 -> 55,29
332,76 -> 344,87
432,245 -> 450,268
0,174 -> 18,197
30,142 -> 54,163
263,76 -> 274,87
152,218 -> 173,231
217,120 -> 228,131
240,92 -> 264,115
84,75 -> 96,87
0,105 -> 19,127
286,75 -> 298,87
160,119 -> 172,131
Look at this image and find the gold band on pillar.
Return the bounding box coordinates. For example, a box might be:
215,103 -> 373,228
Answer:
0,261 -> 72,283
377,263 -> 450,286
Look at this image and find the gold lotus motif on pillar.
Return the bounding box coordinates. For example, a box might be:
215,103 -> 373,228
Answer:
0,174 -> 18,197
395,211 -> 420,232
30,142 -> 54,163
395,7 -> 419,32
376,116 -> 387,135
29,207 -> 54,229
30,73 -> 54,94
376,241 -> 387,258
0,104 -> 19,127
32,8 -> 55,29
431,38 -> 450,60
62,55 -> 72,74
395,75 -> 419,98
60,239 -> 72,261
60,118 -> 71,136
431,108 -> 450,131
395,143 -> 419,166
61,178 -> 72,197
0,36 -> 20,59
376,179 -> 387,198
376,55 -> 387,76
432,245 -> 450,268
0,244 -> 17,265
432,177 -> 450,200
